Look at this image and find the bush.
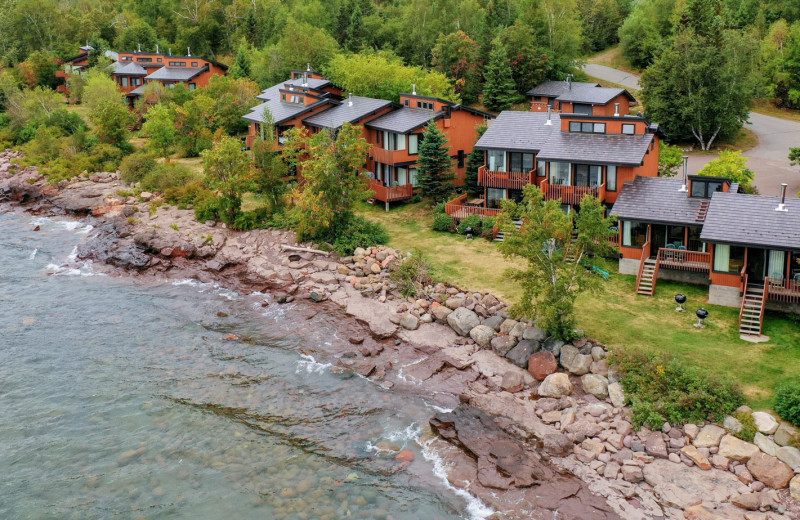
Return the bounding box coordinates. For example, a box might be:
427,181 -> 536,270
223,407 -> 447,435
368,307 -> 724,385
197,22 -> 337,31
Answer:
310,213 -> 389,256
481,216 -> 498,239
613,350 -> 745,429
390,249 -> 436,297
164,180 -> 212,209
194,191 -> 222,222
433,202 -> 446,214
432,213 -> 455,232
733,411 -> 758,442
140,163 -> 200,193
774,377 -> 800,427
120,153 -> 157,184
457,214 -> 482,235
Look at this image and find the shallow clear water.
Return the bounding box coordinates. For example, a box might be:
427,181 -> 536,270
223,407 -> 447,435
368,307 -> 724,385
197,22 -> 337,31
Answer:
0,211 -> 490,520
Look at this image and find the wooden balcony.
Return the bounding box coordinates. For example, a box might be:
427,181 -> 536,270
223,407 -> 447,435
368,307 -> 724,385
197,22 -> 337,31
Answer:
656,248 -> 711,272
369,146 -> 401,165
539,178 -> 606,205
369,178 -> 413,203
444,193 -> 503,220
766,277 -> 800,304
55,70 -> 69,78
478,166 -> 534,190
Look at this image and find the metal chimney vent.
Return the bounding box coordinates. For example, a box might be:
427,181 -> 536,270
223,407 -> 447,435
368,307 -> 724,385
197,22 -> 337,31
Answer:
679,156 -> 689,192
545,106 -> 552,126
776,183 -> 789,212
187,47 -> 191,56
412,84 -> 417,95
348,93 -> 353,107
614,103 -> 620,117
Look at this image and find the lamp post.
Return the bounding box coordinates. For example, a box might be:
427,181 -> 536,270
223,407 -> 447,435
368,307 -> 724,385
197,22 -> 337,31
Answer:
675,294 -> 687,312
465,226 -> 473,240
694,308 -> 708,328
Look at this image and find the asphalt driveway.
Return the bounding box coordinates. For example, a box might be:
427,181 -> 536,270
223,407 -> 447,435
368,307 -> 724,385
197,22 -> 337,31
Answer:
583,64 -> 800,196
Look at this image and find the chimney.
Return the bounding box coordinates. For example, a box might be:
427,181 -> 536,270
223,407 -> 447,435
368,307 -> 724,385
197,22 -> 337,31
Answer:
169,48 -> 172,56
303,71 -> 308,86
348,93 -> 353,107
545,106 -> 552,126
307,63 -> 311,72
138,43 -> 141,52
679,156 -> 689,192
412,83 -> 417,95
187,47 -> 191,56
614,103 -> 620,117
776,183 -> 789,212
566,74 -> 572,91
156,44 -> 159,54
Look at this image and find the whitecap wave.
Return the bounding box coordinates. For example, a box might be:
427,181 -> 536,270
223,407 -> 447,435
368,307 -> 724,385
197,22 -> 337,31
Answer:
29,248 -> 37,260
295,353 -> 332,374
31,217 -> 93,233
171,278 -> 240,300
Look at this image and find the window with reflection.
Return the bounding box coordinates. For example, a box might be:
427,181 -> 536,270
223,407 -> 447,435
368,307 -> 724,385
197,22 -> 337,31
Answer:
622,221 -> 648,247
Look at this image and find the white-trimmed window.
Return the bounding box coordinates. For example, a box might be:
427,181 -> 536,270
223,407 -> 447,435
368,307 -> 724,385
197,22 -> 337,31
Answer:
408,134 -> 419,154
622,124 -> 635,135
409,168 -> 419,186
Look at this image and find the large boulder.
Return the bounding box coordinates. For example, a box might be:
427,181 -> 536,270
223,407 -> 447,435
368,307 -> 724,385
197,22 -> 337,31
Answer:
522,326 -> 548,342
504,340 -> 539,368
693,425 -> 726,448
607,382 -> 625,407
431,304 -> 453,322
490,335 -> 517,357
580,374 -> 609,399
753,432 -> 779,457
746,452 -> 794,489
446,307 -> 480,336
469,325 -> 496,348
527,352 -> 558,381
399,312 -> 419,331
559,345 -> 579,368
776,445 -> 800,471
643,459 -> 742,509
774,423 -> 798,447
718,435 -> 760,462
752,411 -> 780,435
564,353 -> 592,376
538,372 -> 572,397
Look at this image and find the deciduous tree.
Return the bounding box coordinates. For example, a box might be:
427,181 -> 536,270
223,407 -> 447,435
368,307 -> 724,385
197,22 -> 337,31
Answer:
202,133 -> 256,222
698,150 -> 756,192
141,103 -> 177,160
658,143 -> 684,177
498,186 -> 617,340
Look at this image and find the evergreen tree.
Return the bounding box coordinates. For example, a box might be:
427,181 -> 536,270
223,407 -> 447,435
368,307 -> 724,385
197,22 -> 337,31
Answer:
464,123 -> 488,196
482,41 -> 520,112
417,120 -> 455,203
344,3 -> 365,52
230,42 -> 251,79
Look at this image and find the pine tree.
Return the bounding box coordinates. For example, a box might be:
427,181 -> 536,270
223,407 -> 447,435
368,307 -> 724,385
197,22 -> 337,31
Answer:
482,41 -> 520,112
344,4 -> 365,52
230,42 -> 251,80
418,120 -> 455,203
464,123 -> 488,196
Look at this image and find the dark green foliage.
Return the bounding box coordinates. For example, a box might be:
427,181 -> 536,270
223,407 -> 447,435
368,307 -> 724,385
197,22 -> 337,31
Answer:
481,216 -> 497,239
417,120 -> 455,203
194,192 -> 223,222
119,153 -> 157,184
457,214 -> 483,234
164,181 -> 212,209
390,249 -> 435,297
433,202 -> 447,215
464,124 -> 487,195
140,163 -> 199,193
613,350 -> 745,429
307,213 -> 389,256
733,411 -> 758,442
431,213 -> 455,232
482,41 -> 521,112
774,377 -> 800,427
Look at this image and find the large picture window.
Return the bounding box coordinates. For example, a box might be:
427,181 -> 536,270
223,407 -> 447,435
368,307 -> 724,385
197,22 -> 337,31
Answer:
488,150 -> 506,172
550,162 -> 570,185
713,244 -> 745,273
509,152 -> 534,172
607,165 -> 617,191
408,134 -> 419,154
622,221 -> 648,247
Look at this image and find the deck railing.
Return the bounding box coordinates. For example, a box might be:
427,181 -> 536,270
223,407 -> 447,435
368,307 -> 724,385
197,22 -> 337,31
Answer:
656,248 -> 712,272
444,193 -> 503,220
540,182 -> 603,205
478,166 -> 534,190
766,277 -> 800,304
369,146 -> 400,165
368,179 -> 413,202
635,239 -> 652,290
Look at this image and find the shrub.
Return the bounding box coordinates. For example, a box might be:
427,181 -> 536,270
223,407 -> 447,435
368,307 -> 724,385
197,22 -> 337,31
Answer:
309,213 -> 389,256
733,411 -> 758,442
457,214 -> 482,235
194,191 -> 222,222
774,376 -> 800,427
613,350 -> 745,429
120,153 -> 157,184
391,249 -> 436,297
433,202 -> 446,214
432,213 -> 455,232
164,180 -> 212,209
140,163 -> 199,193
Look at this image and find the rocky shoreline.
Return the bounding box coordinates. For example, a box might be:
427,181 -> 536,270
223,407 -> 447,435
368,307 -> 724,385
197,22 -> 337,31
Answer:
2,149 -> 798,520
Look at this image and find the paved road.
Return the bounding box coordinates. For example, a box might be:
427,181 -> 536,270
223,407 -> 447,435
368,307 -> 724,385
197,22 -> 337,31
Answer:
583,64 -> 800,196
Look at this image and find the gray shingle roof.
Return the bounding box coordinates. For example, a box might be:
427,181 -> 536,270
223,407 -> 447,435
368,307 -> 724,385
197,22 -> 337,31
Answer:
284,77 -> 332,90
527,81 -> 599,97
556,87 -> 636,105
302,96 -> 392,130
365,107 -> 442,133
145,66 -> 204,81
129,85 -> 147,96
537,131 -> 654,167
475,111 -> 559,152
610,177 -> 704,226
114,62 -> 147,76
700,192 -> 800,250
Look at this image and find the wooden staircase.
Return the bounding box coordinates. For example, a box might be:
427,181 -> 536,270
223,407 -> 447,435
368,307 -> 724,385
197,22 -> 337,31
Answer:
564,232 -> 580,263
739,282 -> 767,335
695,199 -> 710,222
494,219 -> 522,242
636,257 -> 659,296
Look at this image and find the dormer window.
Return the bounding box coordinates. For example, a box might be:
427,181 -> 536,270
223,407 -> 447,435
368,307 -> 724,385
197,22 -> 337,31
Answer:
569,121 -> 605,133
290,95 -> 302,103
622,124 -> 635,135
690,179 -> 724,198
416,101 -> 434,110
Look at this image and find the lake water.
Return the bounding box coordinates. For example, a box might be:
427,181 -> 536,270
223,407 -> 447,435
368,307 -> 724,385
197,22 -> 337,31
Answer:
0,210 -> 493,520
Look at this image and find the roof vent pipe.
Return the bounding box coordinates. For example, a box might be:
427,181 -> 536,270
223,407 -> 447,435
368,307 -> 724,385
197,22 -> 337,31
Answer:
566,74 -> 572,91
412,83 -> 417,95
679,156 -> 689,192
169,48 -> 172,56
348,93 -> 353,107
187,47 -> 191,56
307,62 -> 311,71
776,183 -> 789,212
138,43 -> 141,52
303,71 -> 308,86
545,106 -> 552,126
614,103 -> 620,117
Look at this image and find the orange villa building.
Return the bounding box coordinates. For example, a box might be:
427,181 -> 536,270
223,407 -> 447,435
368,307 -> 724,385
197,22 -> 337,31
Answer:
56,44 -> 119,100
112,50 -> 228,105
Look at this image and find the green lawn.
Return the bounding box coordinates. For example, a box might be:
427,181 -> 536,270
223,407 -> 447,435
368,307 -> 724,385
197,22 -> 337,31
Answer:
359,201 -> 800,410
